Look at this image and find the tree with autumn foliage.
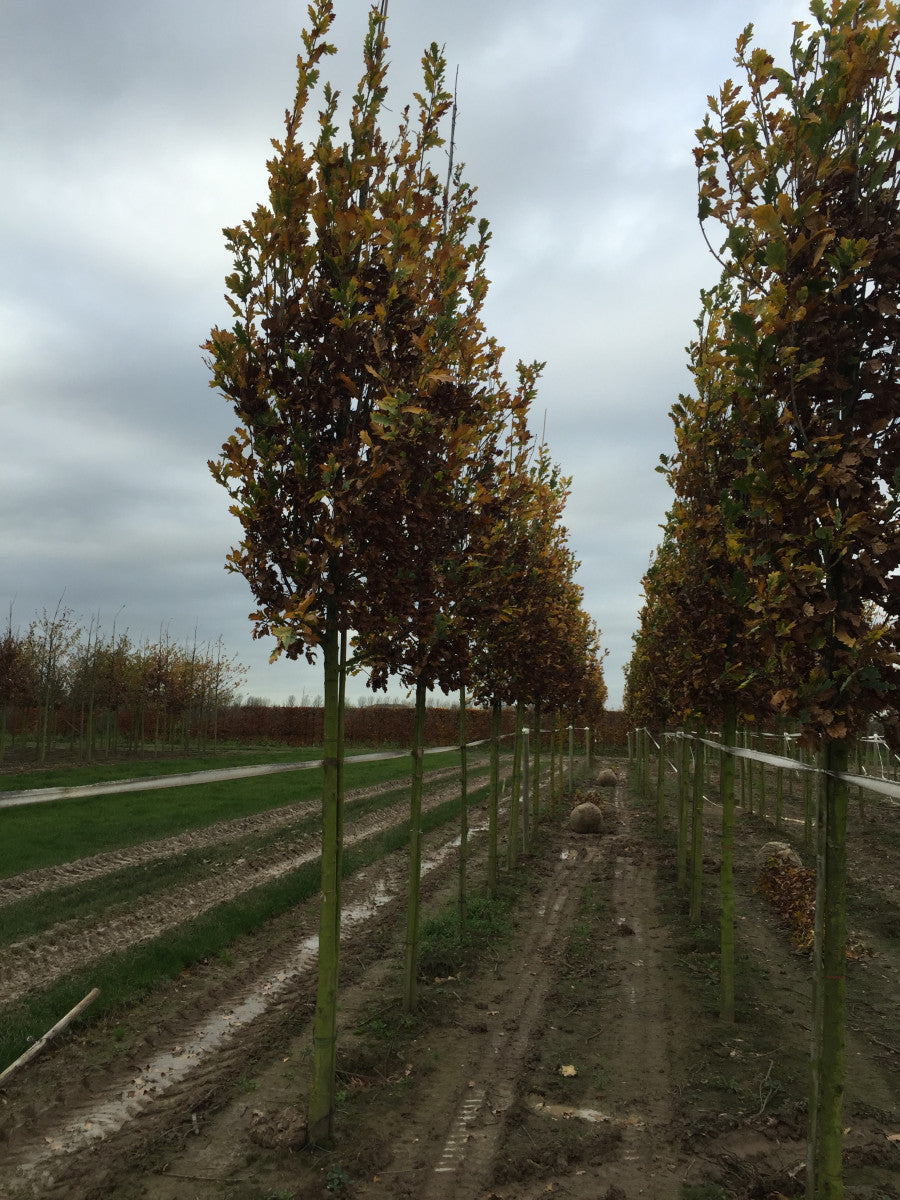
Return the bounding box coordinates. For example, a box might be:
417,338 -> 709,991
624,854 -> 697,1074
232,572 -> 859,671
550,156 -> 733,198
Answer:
470,438 -> 605,872
653,278 -> 792,1007
693,6 -> 900,1193
349,167 -> 541,1014
206,1 -> 506,1141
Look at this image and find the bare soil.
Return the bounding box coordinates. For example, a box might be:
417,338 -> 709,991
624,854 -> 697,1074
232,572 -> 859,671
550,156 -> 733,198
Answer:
0,764 -> 487,1007
0,755 -> 898,1200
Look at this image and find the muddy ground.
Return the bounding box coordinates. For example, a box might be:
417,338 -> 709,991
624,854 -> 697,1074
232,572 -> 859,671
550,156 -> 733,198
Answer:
0,754 -> 897,1200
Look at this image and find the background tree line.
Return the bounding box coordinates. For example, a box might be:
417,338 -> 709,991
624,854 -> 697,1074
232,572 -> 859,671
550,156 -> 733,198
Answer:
217,701 -> 627,748
0,603 -> 245,763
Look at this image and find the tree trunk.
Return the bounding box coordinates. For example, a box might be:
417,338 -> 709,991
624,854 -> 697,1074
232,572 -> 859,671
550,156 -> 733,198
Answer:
487,698 -> 501,899
307,617 -> 343,1145
656,724 -> 667,835
532,702 -> 543,825
689,723 -> 706,925
458,685 -> 468,936
567,722 -> 574,797
403,679 -> 428,1012
521,725 -> 531,853
720,706 -> 737,1024
775,721 -> 784,831
807,738 -> 849,1200
677,727 -> 691,890
507,702 -> 524,870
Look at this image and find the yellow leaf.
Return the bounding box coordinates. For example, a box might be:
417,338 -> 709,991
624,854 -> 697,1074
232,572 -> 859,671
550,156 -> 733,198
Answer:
751,203 -> 781,234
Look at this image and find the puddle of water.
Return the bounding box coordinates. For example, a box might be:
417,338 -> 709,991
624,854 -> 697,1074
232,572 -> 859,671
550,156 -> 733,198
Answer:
528,1094 -> 611,1124
12,826 -> 487,1184
528,1095 -> 647,1131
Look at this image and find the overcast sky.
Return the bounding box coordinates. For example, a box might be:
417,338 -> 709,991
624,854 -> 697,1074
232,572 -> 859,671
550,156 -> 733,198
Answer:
1,0 -> 809,709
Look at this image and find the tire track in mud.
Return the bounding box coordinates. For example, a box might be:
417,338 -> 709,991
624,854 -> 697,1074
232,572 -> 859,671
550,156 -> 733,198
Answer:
0,765 -> 492,1007
416,847 -> 599,1200
394,781 -> 682,1200
0,816 -> 493,1200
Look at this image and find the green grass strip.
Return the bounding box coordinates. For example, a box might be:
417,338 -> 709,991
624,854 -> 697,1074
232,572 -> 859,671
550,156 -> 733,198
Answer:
0,745 -> 328,792
0,785 -> 490,1071
0,750 -> 471,878
0,770 -> 492,948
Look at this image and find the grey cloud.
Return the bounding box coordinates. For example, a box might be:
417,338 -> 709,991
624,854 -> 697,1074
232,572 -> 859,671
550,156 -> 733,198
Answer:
2,0 -> 812,710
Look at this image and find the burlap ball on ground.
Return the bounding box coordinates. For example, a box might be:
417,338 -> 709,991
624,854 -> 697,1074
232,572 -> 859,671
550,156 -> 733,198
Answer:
758,841 -> 803,870
597,768 -> 619,787
568,801 -> 605,834
249,1106 -> 308,1150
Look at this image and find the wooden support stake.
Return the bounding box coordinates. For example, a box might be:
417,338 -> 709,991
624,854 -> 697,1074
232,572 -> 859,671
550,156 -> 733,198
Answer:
0,988 -> 99,1086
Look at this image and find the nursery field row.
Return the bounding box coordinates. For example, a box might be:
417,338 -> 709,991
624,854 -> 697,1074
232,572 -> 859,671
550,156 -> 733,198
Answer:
0,757 -> 897,1200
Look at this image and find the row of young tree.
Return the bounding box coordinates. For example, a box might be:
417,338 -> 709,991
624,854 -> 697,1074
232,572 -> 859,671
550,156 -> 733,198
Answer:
0,603 -> 246,763
626,5 -> 899,1197
216,701 -> 628,749
204,1 -> 606,1145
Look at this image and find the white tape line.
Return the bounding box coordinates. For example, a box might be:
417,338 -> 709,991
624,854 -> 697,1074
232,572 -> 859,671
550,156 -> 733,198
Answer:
833,773 -> 900,801
0,736 -> 509,809
697,737 -> 900,801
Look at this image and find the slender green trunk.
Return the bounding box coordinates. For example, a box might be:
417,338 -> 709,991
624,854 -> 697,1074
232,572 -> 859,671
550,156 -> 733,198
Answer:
643,726 -> 652,798
775,722 -> 784,831
556,714 -> 564,806
720,707 -> 737,1024
855,739 -> 866,821
403,679 -> 428,1013
558,720 -> 565,803
458,685 -> 468,936
677,726 -> 691,890
656,724 -> 667,835
758,731 -> 767,822
548,717 -> 556,811
689,723 -> 706,925
487,698 -> 501,899
532,702 -> 542,825
807,738 -> 849,1200
508,703 -> 524,870
39,661 -> 53,766
567,722 -> 574,797
521,726 -> 531,853
307,618 -> 343,1145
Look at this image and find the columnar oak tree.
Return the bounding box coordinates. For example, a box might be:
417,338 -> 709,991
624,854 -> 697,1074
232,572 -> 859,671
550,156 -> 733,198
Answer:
205,2 -> 493,1141
693,6 -> 900,1193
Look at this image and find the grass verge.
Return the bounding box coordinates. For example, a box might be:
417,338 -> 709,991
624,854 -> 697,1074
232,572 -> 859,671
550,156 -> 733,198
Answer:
0,749 -> 486,878
0,745 -> 328,792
